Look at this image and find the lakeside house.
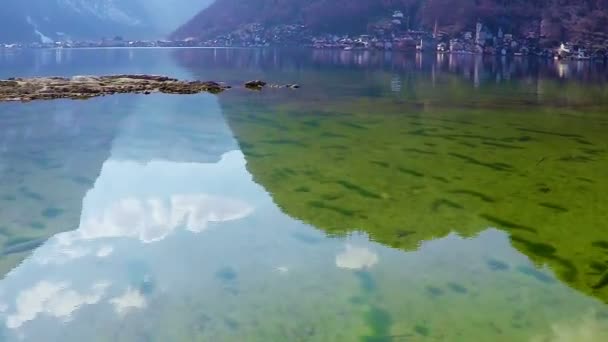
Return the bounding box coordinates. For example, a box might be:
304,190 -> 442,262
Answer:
2,12 -> 607,61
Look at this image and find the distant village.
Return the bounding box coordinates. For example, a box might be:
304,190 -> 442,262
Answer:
2,10 -> 607,61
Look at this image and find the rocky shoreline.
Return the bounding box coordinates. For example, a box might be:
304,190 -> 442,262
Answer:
0,75 -> 297,102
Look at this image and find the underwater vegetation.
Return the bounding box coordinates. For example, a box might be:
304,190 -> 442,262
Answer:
222,74 -> 608,305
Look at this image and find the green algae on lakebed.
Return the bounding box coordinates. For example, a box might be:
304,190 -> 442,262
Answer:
222,79 -> 608,306
1,48 -> 608,341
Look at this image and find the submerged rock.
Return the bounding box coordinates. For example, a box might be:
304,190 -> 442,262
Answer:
0,75 -> 295,102
244,80 -> 267,89
246,80 -> 301,90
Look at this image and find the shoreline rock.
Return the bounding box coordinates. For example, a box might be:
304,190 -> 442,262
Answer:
244,80 -> 267,89
0,75 -> 299,102
245,80 -> 300,90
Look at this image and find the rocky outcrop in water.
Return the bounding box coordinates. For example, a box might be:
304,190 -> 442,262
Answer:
245,80 -> 300,90
0,75 -> 299,102
0,75 -> 231,102
244,80 -> 267,90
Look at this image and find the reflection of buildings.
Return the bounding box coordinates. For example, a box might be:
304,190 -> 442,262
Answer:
390,74 -> 402,92
173,48 -> 608,96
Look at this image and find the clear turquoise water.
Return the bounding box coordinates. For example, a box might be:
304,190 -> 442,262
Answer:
0,48 -> 606,341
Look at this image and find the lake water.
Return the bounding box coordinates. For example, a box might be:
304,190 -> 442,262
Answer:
0,48 -> 607,341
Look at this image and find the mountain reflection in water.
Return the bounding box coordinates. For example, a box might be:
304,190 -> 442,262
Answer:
174,48 -> 608,306
0,48 -> 606,341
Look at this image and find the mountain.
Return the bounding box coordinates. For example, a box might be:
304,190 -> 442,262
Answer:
142,0 -> 215,38
0,0 -> 213,43
171,0 -> 410,39
172,0 -> 608,44
0,0 -> 146,43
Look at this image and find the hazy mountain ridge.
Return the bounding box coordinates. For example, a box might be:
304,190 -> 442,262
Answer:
0,0 -> 213,43
0,0 -> 146,43
173,0 -> 608,44
57,0 -> 142,25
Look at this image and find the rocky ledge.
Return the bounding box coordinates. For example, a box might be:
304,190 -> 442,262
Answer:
0,75 -> 298,102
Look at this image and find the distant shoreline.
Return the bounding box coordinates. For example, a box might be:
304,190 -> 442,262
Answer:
2,46 -> 606,63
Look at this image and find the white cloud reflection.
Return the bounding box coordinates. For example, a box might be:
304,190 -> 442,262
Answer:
335,244 -> 379,270
530,311 -> 608,342
96,246 -> 114,258
110,287 -> 147,316
37,244 -> 91,265
75,194 -> 253,243
55,193 -> 252,244
34,194 -> 253,266
275,266 -> 289,274
6,281 -> 109,329
77,195 -> 253,243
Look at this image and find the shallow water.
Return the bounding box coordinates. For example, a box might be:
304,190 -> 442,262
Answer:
0,48 -> 607,341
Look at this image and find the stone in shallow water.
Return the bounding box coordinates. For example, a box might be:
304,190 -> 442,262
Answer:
216,267 -> 238,282
28,222 -> 46,230
244,80 -> 267,89
70,176 -> 94,186
517,265 -> 556,284
447,282 -> 468,294
426,286 -> 444,297
355,271 -> 377,293
415,325 -> 430,336
224,318 -> 240,331
42,207 -> 64,219
364,306 -> 393,341
487,258 -> 510,271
